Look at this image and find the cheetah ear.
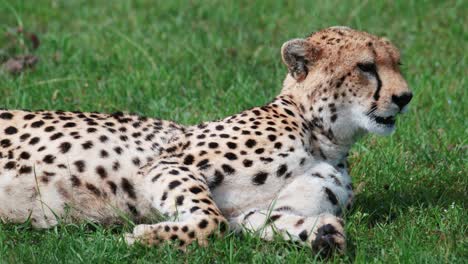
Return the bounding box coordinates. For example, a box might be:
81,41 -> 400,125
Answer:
281,38 -> 316,82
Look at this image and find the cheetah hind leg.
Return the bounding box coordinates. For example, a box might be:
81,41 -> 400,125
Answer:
124,162 -> 228,249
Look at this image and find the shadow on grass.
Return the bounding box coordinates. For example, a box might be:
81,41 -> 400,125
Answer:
354,184 -> 466,226
342,182 -> 466,259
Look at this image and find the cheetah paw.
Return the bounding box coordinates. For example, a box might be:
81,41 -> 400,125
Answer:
311,223 -> 346,258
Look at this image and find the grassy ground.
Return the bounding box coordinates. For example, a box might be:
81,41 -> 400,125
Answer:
0,0 -> 466,263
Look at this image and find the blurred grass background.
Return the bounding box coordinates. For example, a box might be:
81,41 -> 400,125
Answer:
0,0 -> 466,263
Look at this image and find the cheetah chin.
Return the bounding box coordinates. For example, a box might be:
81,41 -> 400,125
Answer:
0,26 -> 411,257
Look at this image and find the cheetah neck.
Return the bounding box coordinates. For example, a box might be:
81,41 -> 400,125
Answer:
277,80 -> 364,165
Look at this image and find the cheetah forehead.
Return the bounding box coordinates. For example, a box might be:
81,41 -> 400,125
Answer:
306,26 -> 401,62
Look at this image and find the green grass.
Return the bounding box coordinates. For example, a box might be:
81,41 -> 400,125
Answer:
0,0 -> 466,263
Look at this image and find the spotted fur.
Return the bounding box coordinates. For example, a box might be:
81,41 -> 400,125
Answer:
0,27 -> 411,256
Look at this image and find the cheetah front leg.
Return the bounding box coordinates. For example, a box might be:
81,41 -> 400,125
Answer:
231,163 -> 352,257
125,160 -> 228,249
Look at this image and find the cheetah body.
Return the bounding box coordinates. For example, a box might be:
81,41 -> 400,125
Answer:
0,27 -> 411,255
0,107 -> 350,227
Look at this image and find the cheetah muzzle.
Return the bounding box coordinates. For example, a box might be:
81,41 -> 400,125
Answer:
0,26 -> 412,257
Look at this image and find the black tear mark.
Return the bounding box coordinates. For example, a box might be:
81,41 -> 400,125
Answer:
373,68 -> 383,101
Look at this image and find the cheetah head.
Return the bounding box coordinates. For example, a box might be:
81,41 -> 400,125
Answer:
281,26 -> 412,139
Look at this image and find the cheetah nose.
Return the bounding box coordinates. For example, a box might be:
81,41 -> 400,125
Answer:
392,92 -> 413,110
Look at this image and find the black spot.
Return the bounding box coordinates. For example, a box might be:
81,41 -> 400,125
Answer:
29,137 -> 40,145
82,141 -> 93,149
255,148 -> 265,154
4,126 -> 18,135
44,126 -> 55,132
222,164 -> 235,174
169,169 -> 179,175
284,108 -> 295,117
19,152 -> 30,160
19,165 -> 32,174
64,122 -> 76,128
215,125 -> 224,130
0,139 -> 11,148
0,112 -> 13,119
277,164 -> 288,177
101,150 -> 109,158
85,183 -> 101,197
188,231 -> 195,239
43,155 -> 56,164
23,114 -> 35,120
176,195 -> 184,205
105,181 -> 116,194
59,142 -> 72,154
259,157 -> 273,163
324,187 -> 338,205
189,186 -> 203,194
190,206 -> 200,213
20,133 -> 31,141
267,135 -> 277,141
243,210 -> 256,221
96,166 -> 107,178
252,172 -> 268,185
73,160 -> 85,173
224,152 -> 237,160
331,115 -> 337,122
183,154 -> 194,165
169,180 -> 182,189
4,161 -> 16,170
50,132 -> 63,140
127,203 -> 138,216
267,214 -> 281,224
114,147 -> 123,155
112,161 -> 120,171
132,157 -> 140,166
161,192 -> 168,201
209,170 -> 224,188
198,219 -> 208,229
311,172 -> 324,178
243,159 -> 253,167
71,175 -> 81,187
121,178 -> 136,199
196,159 -> 211,170
99,135 -> 108,143
208,142 -> 219,149
226,142 -> 237,149
245,139 -> 256,148
31,120 -> 45,128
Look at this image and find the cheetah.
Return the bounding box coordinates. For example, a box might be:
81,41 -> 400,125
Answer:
0,26 -> 412,257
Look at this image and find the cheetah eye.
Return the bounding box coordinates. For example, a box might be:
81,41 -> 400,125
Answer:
357,63 -> 376,74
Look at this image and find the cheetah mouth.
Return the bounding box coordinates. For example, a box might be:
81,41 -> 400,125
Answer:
372,115 -> 396,126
